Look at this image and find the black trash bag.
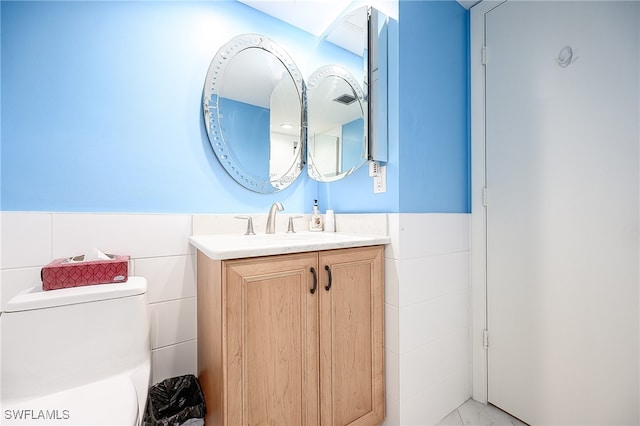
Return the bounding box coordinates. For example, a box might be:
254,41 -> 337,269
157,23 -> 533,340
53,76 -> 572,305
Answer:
143,374 -> 206,426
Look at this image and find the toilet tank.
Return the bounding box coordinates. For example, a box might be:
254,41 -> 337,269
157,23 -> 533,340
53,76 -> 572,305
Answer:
1,277 -> 151,401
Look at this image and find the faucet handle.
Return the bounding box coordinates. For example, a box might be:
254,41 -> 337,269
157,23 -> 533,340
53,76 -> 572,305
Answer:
287,216 -> 303,233
234,216 -> 255,235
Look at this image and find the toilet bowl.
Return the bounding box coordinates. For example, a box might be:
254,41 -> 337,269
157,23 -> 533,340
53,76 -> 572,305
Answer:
1,277 -> 151,425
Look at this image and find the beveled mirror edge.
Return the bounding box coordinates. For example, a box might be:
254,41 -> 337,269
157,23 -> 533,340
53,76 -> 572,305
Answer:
202,34 -> 306,193
368,6 -> 389,164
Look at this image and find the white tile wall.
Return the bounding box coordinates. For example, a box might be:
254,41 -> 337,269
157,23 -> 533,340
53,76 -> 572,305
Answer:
0,212 -> 51,269
1,211 -> 472,422
0,212 -> 197,386
150,340 -> 198,386
51,213 -> 192,258
0,267 -> 43,311
402,366 -> 472,425
149,297 -> 197,348
192,212 -> 389,235
383,213 -> 472,426
135,255 -> 197,304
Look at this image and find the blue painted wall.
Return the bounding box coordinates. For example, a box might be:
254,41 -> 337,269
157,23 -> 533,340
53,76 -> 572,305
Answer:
316,0 -> 470,214
342,118 -> 364,174
1,0 -> 469,215
398,0 -> 470,213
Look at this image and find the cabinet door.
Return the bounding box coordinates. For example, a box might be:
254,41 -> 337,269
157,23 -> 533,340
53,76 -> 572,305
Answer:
319,247 -> 385,426
225,253 -> 320,426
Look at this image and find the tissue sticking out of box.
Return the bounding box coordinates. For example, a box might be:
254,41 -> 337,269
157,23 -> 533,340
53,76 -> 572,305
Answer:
65,248 -> 113,263
42,250 -> 130,290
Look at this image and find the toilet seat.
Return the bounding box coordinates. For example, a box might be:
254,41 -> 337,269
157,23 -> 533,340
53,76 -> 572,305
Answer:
2,375 -> 139,425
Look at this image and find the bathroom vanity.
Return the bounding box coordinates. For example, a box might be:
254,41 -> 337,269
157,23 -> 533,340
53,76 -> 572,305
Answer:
191,233 -> 387,426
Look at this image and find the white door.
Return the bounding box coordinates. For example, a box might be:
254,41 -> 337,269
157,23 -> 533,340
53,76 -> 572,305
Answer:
485,1 -> 639,424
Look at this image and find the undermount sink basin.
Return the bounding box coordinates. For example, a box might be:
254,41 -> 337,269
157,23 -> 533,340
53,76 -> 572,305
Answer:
189,232 -> 390,260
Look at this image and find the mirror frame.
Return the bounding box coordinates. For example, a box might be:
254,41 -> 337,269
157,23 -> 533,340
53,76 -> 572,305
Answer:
202,34 -> 306,193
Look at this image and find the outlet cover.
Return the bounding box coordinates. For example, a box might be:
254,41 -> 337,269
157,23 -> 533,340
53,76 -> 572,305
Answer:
373,165 -> 386,193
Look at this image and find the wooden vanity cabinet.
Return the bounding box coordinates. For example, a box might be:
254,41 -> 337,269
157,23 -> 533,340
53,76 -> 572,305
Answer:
196,246 -> 385,426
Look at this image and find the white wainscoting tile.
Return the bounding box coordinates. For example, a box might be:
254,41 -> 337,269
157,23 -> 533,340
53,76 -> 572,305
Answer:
0,267 -> 43,311
386,213 -> 401,260
149,297 -> 197,349
135,255 -> 196,304
1,212 -> 51,269
193,214 -> 307,236
402,366 -> 471,426
397,257 -> 428,308
51,213 -> 192,259
428,252 -> 470,300
400,326 -> 470,400
193,213 -> 388,237
334,213 -> 388,235
399,289 -> 469,354
460,214 -> 470,252
385,258 -> 399,307
397,214 -> 470,260
382,396 -> 400,426
193,214 -> 258,235
385,213 -> 472,424
385,303 -> 400,354
399,252 -> 470,308
386,349 -> 400,404
151,339 -> 197,385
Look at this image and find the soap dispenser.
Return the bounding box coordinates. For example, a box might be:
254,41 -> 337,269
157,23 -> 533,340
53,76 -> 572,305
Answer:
310,200 -> 324,232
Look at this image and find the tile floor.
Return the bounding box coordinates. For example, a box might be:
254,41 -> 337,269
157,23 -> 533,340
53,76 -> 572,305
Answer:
437,399 -> 528,426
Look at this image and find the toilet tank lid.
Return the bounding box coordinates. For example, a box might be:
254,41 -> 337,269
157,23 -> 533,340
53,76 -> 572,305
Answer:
4,277 -> 147,313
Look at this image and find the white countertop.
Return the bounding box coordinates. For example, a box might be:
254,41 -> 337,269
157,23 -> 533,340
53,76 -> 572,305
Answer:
190,232 -> 391,260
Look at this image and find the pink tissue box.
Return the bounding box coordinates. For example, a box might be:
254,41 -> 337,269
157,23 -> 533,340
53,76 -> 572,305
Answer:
41,254 -> 129,291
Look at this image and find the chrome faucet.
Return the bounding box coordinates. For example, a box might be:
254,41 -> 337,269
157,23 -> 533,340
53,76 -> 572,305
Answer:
266,202 -> 284,234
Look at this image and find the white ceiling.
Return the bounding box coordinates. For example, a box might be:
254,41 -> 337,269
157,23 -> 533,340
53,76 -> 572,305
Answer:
239,0 -> 480,37
238,0 -> 357,37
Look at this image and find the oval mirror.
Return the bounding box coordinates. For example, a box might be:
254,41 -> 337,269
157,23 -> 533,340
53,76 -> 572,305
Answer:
307,6 -> 370,182
307,65 -> 366,181
203,34 -> 305,193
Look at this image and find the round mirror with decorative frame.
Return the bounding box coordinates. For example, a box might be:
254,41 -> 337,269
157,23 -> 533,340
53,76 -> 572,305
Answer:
306,5 -> 370,182
306,65 -> 366,181
203,34 -> 305,193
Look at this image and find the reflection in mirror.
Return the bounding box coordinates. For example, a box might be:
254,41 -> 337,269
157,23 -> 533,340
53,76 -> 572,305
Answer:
203,34 -> 305,193
307,6 -> 369,182
307,65 -> 366,181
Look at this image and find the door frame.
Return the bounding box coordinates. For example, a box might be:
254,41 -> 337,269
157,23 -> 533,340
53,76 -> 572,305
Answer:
469,0 -> 506,404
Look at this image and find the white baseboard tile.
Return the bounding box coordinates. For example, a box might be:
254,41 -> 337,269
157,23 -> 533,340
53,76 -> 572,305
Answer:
382,396 -> 401,426
151,339 -> 198,386
401,366 -> 472,426
385,349 -> 400,403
